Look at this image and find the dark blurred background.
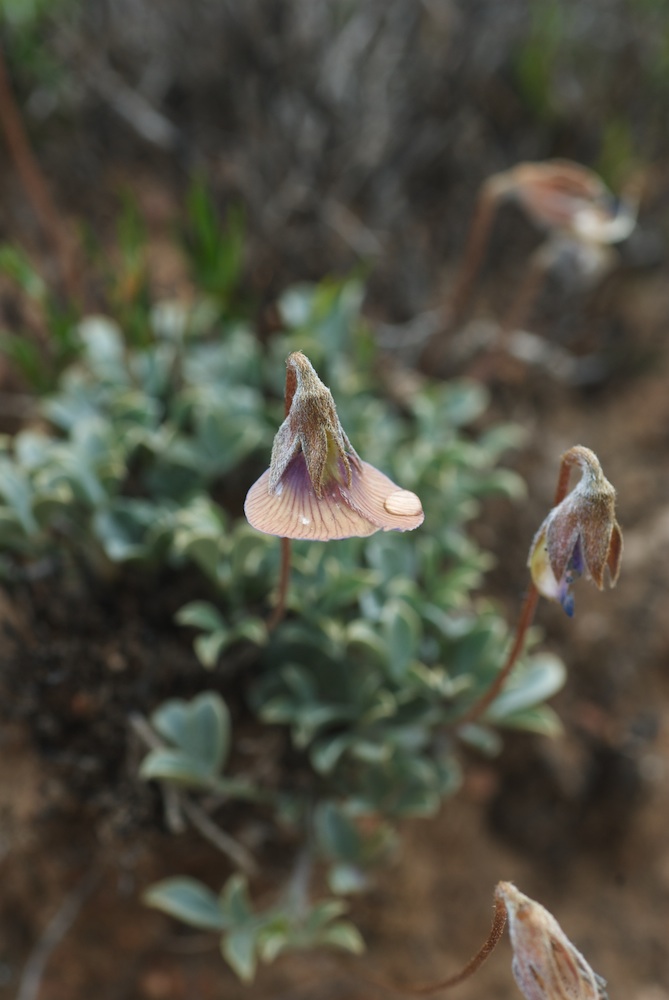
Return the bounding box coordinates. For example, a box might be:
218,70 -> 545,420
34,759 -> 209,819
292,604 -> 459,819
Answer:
2,0 -> 668,318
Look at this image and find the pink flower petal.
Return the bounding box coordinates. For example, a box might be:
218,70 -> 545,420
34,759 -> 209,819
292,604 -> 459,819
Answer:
340,461 -> 424,532
244,454 -> 424,541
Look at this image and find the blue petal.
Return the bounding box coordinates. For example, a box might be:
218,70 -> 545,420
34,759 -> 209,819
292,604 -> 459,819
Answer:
560,590 -> 575,617
568,535 -> 585,578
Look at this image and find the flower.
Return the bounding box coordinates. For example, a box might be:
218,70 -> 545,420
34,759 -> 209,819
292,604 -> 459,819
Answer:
487,160 -> 637,246
496,882 -> 607,1000
244,351 -> 424,541
528,445 -> 622,617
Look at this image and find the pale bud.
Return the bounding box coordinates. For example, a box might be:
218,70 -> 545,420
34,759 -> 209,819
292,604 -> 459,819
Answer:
496,882 -> 608,1000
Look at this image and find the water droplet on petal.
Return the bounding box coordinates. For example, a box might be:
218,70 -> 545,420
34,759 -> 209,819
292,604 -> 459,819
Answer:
384,490 -> 423,517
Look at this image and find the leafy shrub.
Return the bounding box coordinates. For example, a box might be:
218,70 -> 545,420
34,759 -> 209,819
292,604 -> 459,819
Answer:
0,209 -> 565,981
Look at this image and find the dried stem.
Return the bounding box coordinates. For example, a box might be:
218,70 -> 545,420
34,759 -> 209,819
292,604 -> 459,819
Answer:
499,249 -> 547,342
0,44 -> 80,301
448,182 -> 500,323
458,450 -> 576,727
16,867 -> 102,1000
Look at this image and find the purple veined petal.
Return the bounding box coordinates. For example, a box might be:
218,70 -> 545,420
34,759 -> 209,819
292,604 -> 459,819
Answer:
244,453 -> 424,541
245,454 -> 379,541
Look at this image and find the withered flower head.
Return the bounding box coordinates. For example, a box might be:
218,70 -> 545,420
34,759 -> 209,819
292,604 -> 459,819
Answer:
244,351 -> 424,541
496,882 -> 608,1000
528,445 -> 622,617
488,160 -> 636,245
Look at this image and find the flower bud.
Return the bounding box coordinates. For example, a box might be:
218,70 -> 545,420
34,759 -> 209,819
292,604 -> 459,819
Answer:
528,446 -> 622,616
496,882 -> 607,1000
245,352 -> 424,540
489,161 -> 636,245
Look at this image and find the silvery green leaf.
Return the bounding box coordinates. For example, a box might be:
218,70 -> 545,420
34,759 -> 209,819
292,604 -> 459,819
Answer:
380,599 -> 421,683
222,926 -> 257,983
150,692 -> 231,774
278,284 -> 315,328
317,921 -> 365,954
490,704 -> 564,737
327,863 -> 369,896
314,802 -> 362,863
220,874 -> 253,922
310,733 -> 354,775
143,877 -> 228,931
139,748 -> 216,788
457,723 -> 503,756
77,316 -> 127,380
484,654 -> 566,721
194,630 -> 229,669
0,458 -> 37,534
176,601 -> 227,633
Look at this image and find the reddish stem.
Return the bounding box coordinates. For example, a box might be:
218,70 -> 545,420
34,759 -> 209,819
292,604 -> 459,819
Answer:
458,451 -> 576,727
361,895 -> 507,997
458,584 -> 539,727
552,450 -> 577,507
409,895 -> 507,996
266,536 -> 291,632
0,44 -> 80,301
498,250 -> 546,343
449,182 -> 499,323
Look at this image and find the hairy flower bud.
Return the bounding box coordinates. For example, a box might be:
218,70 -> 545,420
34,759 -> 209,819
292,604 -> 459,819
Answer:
528,446 -> 622,616
245,352 -> 424,540
496,882 -> 607,1000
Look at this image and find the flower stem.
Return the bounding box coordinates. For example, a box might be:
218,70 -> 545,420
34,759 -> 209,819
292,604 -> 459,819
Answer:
267,536 -> 291,631
448,182 -> 499,322
458,583 -> 539,727
409,894 -> 507,995
361,893 -> 507,996
0,44 -> 80,302
458,451 -> 576,727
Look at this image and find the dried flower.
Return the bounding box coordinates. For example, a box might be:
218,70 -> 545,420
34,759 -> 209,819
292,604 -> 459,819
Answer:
487,160 -> 636,246
528,446 -> 622,617
244,351 -> 424,541
496,882 -> 608,1000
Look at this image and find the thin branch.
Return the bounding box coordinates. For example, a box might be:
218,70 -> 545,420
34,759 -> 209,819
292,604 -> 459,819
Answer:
130,713 -> 258,877
81,58 -> 180,152
180,797 -> 259,877
16,867 -> 102,1000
